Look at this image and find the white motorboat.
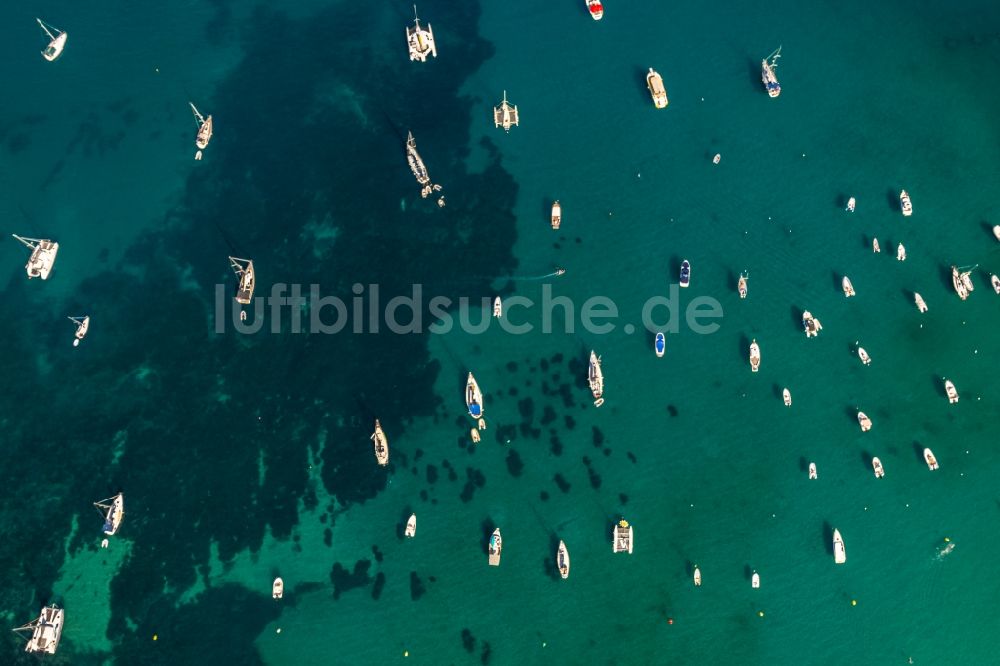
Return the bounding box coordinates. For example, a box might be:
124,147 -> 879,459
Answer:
761,47 -> 782,97
679,260 -> 691,288
914,292 -> 928,313
896,243 -> 906,261
802,310 -> 822,337
189,102 -> 212,160
858,411 -> 873,432
712,153 -> 721,164
738,273 -> 748,299
846,197 -> 856,212
488,528 -> 502,566
68,316 -> 90,347
857,346 -> 871,366
557,540 -> 570,579
693,566 -> 702,586
12,235 -> 59,280
961,269 -> 975,294
272,577 -> 284,599
899,190 -> 913,217
371,419 -> 389,466
229,257 -> 255,305
586,0 -> 604,20
994,225 -> 1000,242
749,339 -> 760,373
646,68 -> 668,108
405,514 -> 417,538
94,493 -> 124,536
924,448 -> 939,470
493,296 -> 502,318
873,238 -> 881,253
808,462 -> 818,479
842,276 -> 856,297
654,332 -> 665,358
751,571 -> 760,588
493,91 -> 519,132
992,274 -> 1000,294
466,372 -> 484,418
782,388 -> 791,406
13,605 -> 64,654
551,200 -> 561,229
612,519 -> 633,554
37,19 -> 67,62
952,266 -> 969,300
872,456 -> 885,478
406,6 -> 437,62
944,379 -> 959,404
833,529 -> 846,564
588,350 -> 604,407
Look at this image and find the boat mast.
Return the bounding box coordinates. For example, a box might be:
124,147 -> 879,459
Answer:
36,19 -> 57,41
769,46 -> 782,68
412,4 -> 420,27
11,234 -> 40,250
189,102 -> 205,126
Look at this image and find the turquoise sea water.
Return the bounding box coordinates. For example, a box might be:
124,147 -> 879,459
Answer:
2,1 -> 1000,664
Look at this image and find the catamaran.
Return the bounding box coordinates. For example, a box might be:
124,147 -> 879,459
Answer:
924,448 -> 939,471
654,332 -> 666,358
189,102 -> 213,160
371,419 -> 389,466
405,514 -> 417,538
749,339 -> 761,373
12,235 -> 59,280
588,350 -> 604,407
842,276 -> 856,297
738,273 -> 748,299
858,411 -> 873,432
612,519 -> 633,554
406,6 -> 437,61
783,388 -> 792,406
68,316 -> 90,347
551,200 -> 561,229
846,197 -> 856,212
94,493 -> 124,536
493,91 -> 519,132
833,529 -> 846,564
808,462 -> 818,479
761,47 -> 782,97
272,578 -> 284,599
37,19 -> 67,62
488,528 -> 502,566
646,68 -> 668,108
229,257 -> 255,305
896,243 -> 906,261
857,345 -> 871,366
914,292 -> 928,313
944,379 -> 959,404
899,190 -> 913,217
493,296 -> 502,318
872,456 -> 885,478
13,605 -> 64,654
679,259 -> 691,288
802,310 -> 822,337
557,540 -> 570,579
466,372 -> 484,419
586,0 -> 604,20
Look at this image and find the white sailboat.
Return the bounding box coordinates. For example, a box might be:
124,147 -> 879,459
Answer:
94,493 -> 124,536
557,540 -> 570,579
189,102 -> 213,160
13,605 -> 64,654
588,350 -> 604,407
833,529 -> 846,564
873,237 -> 881,253
493,91 -> 519,132
761,47 -> 782,97
68,316 -> 90,347
738,273 -> 748,299
12,235 -> 59,280
229,257 -> 255,305
406,5 -> 437,62
371,419 -> 389,466
37,19 -> 67,62
488,528 -> 502,566
405,514 -> 417,538
952,266 -> 970,300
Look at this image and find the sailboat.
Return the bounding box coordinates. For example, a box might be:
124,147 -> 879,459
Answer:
761,47 -> 782,97
466,372 -> 484,418
749,339 -> 761,373
406,5 -> 437,62
493,91 -> 519,132
842,276 -> 856,297
189,102 -> 213,160
738,273 -> 748,299
896,243 -> 907,261
557,540 -> 570,579
833,529 -> 846,564
899,190 -> 913,217
37,19 -> 67,62
229,257 -> 255,305
371,419 -> 389,466
12,235 -> 59,280
588,350 -> 604,407
405,514 -> 417,538
551,200 -> 561,229
68,316 -> 90,347
488,528 -> 502,566
94,493 -> 124,536
873,238 -> 881,253
952,266 -> 969,300
13,605 -> 64,654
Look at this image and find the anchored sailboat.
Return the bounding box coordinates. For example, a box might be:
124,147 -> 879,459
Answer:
68,316 -> 90,347
189,102 -> 213,160
493,91 -> 519,132
588,350 -> 604,407
94,493 -> 124,536
406,5 -> 437,62
12,235 -> 59,280
229,257 -> 256,305
761,46 -> 782,97
37,19 -> 67,62
371,419 -> 389,466
13,605 -> 64,654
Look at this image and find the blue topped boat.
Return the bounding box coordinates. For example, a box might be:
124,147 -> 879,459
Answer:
679,260 -> 691,288
466,372 -> 483,419
654,332 -> 665,357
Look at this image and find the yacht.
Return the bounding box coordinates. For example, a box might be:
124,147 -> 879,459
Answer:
493,297 -> 502,318
944,379 -> 959,404
857,411 -> 873,432
68,316 -> 90,347
872,456 -> 885,478
229,257 -> 255,304
899,190 -> 913,217
713,153 -> 721,165
488,528 -> 502,566
94,493 -> 124,536
924,448 -> 939,471
961,269 -> 975,294
12,235 -> 59,280
833,529 -> 846,564
952,266 -> 969,300
751,571 -> 761,588
896,243 -> 906,261
842,276 -> 856,297
994,225 -> 1000,242
405,514 -> 417,538
992,274 -> 1000,294
693,566 -> 702,586
586,0 -> 604,20
551,200 -> 561,229
466,372 -> 484,418
612,519 -> 633,554
679,260 -> 691,288
738,273 -> 748,299
646,68 -> 668,108
37,19 -> 67,61
808,462 -> 818,479
846,197 -> 856,212
272,577 -> 284,599
557,540 -> 570,579
749,339 -> 760,373
493,91 -> 519,132
914,292 -> 928,313
802,310 -> 822,337
654,332 -> 665,358
783,388 -> 791,406
406,6 -> 437,62
761,47 -> 782,97
189,102 -> 212,160
857,346 -> 871,366
873,238 -> 881,253
13,605 -> 63,654
371,419 -> 389,466
588,350 -> 604,407
406,131 -> 431,190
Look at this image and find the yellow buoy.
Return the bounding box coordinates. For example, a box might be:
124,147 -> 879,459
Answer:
153,634 -> 158,641
404,650 -> 409,657
758,611 -> 764,617
851,600 -> 857,606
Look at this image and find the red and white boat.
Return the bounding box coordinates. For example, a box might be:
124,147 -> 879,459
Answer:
586,0 -> 604,20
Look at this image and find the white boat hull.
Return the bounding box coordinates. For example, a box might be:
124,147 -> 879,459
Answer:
272,577 -> 284,599
833,529 -> 846,564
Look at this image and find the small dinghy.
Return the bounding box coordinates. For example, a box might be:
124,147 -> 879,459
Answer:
693,566 -> 702,586
466,372 -> 484,418
272,577 -> 284,599
405,514 -> 417,538
37,19 -> 67,62
846,197 -> 856,212
782,388 -> 791,406
488,528 -> 502,566
557,540 -> 570,579
872,456 -> 885,478
738,272 -> 748,299
189,102 -> 213,160
654,332 -> 665,358
749,339 -> 760,373
944,379 -> 959,404
914,292 -> 928,313
857,345 -> 871,366
873,237 -> 881,253
924,448 -> 939,471
371,419 -> 389,466
833,529 -> 846,564
751,571 -> 760,589
493,296 -> 502,318
68,316 -> 90,347
992,274 -> 1000,294
808,462 -> 818,479
94,493 -> 125,536
551,200 -> 561,229
858,411 -> 873,432
842,276 -> 856,297
896,243 -> 906,261
712,153 -> 721,165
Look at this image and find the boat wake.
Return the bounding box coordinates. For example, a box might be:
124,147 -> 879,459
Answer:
934,539 -> 955,561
